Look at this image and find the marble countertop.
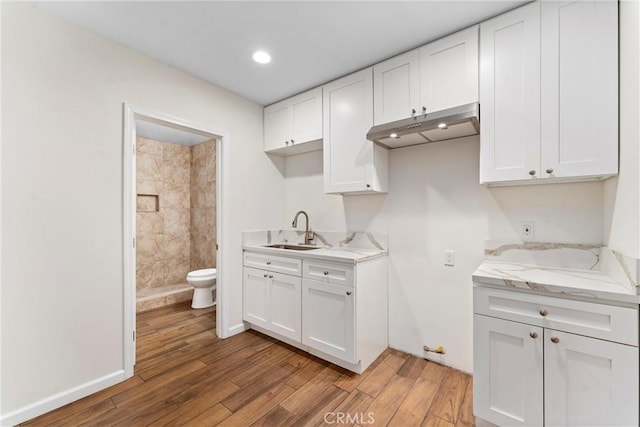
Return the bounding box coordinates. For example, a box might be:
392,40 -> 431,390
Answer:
242,229 -> 388,264
242,244 -> 387,264
473,260 -> 640,304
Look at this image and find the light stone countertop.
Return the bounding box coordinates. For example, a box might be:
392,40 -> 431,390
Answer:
242,229 -> 388,264
473,260 -> 640,305
242,244 -> 387,264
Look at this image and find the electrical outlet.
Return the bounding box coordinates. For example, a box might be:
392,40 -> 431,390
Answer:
444,250 -> 455,266
521,222 -> 534,239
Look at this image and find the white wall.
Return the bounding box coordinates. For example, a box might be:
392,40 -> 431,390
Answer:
1,3 -> 284,420
284,137 -> 604,371
604,0 -> 640,258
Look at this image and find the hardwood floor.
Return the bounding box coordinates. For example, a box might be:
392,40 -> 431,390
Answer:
23,302 -> 475,426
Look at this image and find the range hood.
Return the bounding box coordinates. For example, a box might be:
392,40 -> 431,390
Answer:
366,102 -> 480,149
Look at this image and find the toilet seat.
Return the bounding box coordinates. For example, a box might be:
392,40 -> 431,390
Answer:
187,268 -> 216,280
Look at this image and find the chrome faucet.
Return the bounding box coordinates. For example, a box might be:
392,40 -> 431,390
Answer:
292,210 -> 315,245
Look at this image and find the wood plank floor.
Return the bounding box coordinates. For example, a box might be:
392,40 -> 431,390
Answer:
23,302 -> 475,426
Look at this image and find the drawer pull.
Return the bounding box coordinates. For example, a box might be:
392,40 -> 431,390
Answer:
263,274 -> 268,278
550,337 -> 560,344
346,291 -> 352,296
266,261 -> 271,265
529,332 -> 538,339
323,271 -> 329,276
268,275 -> 273,279
539,309 -> 548,317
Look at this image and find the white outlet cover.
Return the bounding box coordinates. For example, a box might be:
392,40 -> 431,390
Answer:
521,222 -> 534,238
444,250 -> 455,266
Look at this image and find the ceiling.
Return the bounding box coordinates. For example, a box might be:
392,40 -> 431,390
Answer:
35,1 -> 527,106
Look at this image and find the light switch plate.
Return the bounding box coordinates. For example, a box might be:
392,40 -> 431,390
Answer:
444,250 -> 455,267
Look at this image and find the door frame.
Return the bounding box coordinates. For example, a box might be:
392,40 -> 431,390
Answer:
123,104 -> 230,377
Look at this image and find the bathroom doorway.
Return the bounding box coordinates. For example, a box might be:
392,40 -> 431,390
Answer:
123,105 -> 229,376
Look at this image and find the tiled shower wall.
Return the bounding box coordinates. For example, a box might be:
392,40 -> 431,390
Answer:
136,137 -> 216,295
190,140 -> 217,270
136,137 -> 192,290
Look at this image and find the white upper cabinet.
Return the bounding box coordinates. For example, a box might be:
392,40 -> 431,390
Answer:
373,49 -> 421,125
540,0 -> 618,179
420,25 -> 479,113
373,26 -> 478,126
323,68 -> 388,194
480,0 -> 618,184
479,3 -> 541,183
264,87 -> 323,156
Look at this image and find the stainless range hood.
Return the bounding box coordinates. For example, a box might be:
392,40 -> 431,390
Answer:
366,102 -> 480,149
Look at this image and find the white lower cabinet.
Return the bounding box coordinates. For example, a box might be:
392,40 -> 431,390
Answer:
474,315 -> 544,426
473,287 -> 639,427
242,267 -> 301,342
302,278 -> 355,363
243,250 -> 387,373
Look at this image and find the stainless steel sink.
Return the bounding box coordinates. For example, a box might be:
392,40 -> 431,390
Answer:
264,244 -> 319,251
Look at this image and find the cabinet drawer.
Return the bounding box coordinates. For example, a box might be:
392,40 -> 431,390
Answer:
243,251 -> 302,276
474,287 -> 638,346
303,260 -> 354,286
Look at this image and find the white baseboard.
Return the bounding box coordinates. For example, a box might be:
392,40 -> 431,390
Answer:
226,322 -> 248,337
0,370 -> 125,427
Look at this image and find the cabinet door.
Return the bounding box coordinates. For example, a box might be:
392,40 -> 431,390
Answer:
479,3 -> 541,183
473,314 -> 543,427
324,68 -> 383,194
264,101 -> 291,151
373,49 -> 420,125
291,87 -> 323,145
269,272 -> 302,342
243,267 -> 270,329
420,25 -> 478,113
545,329 -> 639,427
302,279 -> 355,363
540,0 -> 618,179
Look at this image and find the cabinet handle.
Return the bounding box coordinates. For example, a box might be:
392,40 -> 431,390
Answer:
411,108 -> 416,116
263,273 -> 268,278
291,139 -> 295,144
323,271 -> 329,276
422,106 -> 427,114
346,291 -> 352,296
539,309 -> 548,317
550,337 -> 560,344
529,170 -> 536,176
546,168 -> 554,174
285,140 -> 289,145
266,261 -> 271,265
366,184 -> 371,188
529,332 -> 538,339
268,275 -> 273,279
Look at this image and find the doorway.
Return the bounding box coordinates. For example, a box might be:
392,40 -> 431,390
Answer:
123,104 -> 229,376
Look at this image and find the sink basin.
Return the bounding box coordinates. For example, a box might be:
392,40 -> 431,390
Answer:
264,244 -> 319,251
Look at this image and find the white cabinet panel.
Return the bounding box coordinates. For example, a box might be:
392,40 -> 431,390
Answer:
480,2 -> 541,183
544,329 -> 638,427
243,267 -> 270,329
474,314 -> 544,427
243,251 -> 302,276
540,0 -> 618,179
302,259 -> 354,287
420,25 -> 478,113
268,272 -> 302,341
373,49 -> 420,125
291,88 -> 323,145
264,87 -> 322,156
323,68 -> 388,194
302,279 -> 355,363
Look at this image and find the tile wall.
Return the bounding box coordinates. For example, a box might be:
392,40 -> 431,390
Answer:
190,140 -> 217,270
136,136 -> 217,305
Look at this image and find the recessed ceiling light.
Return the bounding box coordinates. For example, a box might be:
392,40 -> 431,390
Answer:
390,133 -> 398,138
252,51 -> 271,64
438,123 -> 448,129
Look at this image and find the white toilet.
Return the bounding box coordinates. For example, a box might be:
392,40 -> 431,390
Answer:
186,268 -> 216,309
